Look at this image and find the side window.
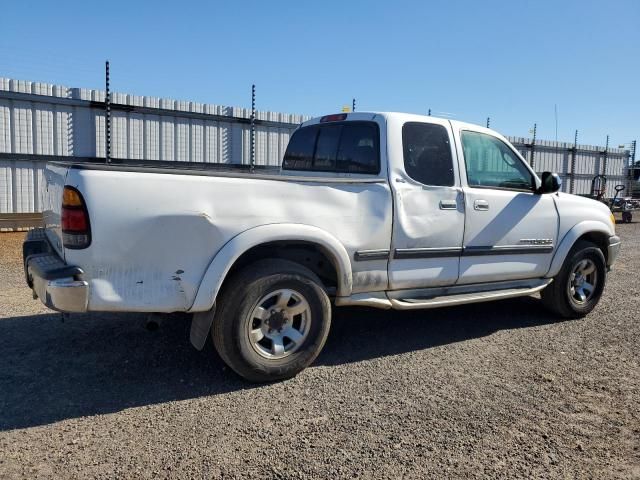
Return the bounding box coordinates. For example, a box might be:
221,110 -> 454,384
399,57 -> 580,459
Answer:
283,122 -> 379,174
402,122 -> 455,187
461,131 -> 534,191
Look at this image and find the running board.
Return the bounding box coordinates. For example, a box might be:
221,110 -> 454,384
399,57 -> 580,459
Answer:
389,279 -> 552,310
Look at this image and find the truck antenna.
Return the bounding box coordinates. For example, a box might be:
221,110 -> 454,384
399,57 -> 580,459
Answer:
352,98 -> 356,112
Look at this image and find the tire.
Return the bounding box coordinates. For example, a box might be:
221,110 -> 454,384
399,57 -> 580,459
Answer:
541,240 -> 606,319
211,259 -> 331,382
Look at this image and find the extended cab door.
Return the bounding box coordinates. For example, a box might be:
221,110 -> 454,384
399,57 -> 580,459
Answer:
387,117 -> 465,290
453,127 -> 559,284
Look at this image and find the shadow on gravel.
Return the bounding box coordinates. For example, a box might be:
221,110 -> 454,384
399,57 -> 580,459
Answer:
320,296 -> 562,366
0,296 -> 561,431
0,312 -> 247,431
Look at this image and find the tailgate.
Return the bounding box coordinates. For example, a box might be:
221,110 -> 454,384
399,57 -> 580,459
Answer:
41,162 -> 70,258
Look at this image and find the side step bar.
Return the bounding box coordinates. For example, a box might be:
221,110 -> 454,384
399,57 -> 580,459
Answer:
389,279 -> 552,310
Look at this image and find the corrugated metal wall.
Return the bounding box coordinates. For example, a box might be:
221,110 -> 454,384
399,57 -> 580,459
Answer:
0,77 -> 631,217
509,137 -> 629,197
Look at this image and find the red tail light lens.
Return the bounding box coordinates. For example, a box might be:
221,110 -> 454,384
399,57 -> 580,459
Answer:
62,208 -> 88,231
61,186 -> 91,249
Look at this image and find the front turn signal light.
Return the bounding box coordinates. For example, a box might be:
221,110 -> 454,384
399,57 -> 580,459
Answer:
610,212 -> 616,233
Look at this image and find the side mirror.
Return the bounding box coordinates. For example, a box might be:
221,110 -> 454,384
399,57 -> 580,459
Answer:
538,172 -> 562,194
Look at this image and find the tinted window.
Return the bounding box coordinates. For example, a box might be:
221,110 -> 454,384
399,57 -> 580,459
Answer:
336,123 -> 379,174
461,131 -> 534,191
283,125 -> 318,170
283,122 -> 379,174
402,123 -> 454,186
313,125 -> 340,170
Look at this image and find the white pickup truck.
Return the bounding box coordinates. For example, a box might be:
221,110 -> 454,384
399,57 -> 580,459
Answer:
24,112 -> 621,382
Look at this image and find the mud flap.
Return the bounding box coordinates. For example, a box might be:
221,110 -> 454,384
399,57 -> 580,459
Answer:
189,304 -> 216,350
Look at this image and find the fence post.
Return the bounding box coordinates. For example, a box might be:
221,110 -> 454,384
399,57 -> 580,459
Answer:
530,123 -> 537,170
602,135 -> 609,177
628,140 -> 637,196
250,84 -> 255,171
569,130 -> 578,194
105,61 -> 111,164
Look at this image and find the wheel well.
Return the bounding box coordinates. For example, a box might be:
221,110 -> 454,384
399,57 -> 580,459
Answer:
223,241 -> 339,294
576,231 -> 609,262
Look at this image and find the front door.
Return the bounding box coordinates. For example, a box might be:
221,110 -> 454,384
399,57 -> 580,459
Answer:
454,129 -> 558,285
388,118 -> 465,290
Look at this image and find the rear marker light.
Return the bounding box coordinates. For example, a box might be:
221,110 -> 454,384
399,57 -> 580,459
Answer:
61,186 -> 91,249
320,113 -> 347,123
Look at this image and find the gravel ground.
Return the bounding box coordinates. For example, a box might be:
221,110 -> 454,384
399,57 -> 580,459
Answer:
0,226 -> 638,479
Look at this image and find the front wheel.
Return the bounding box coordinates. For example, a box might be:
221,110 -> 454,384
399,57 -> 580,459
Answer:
211,259 -> 331,382
541,240 -> 606,318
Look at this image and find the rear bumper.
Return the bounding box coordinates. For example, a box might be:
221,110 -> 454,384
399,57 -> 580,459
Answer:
23,228 -> 89,313
607,235 -> 621,267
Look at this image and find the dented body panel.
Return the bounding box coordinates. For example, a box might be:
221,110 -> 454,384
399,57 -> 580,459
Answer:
62,164 -> 392,312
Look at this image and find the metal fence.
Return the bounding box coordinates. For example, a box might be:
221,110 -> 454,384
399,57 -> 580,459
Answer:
0,77 -> 632,225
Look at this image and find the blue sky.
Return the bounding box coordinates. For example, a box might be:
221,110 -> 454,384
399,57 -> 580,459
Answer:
1,0 -> 637,147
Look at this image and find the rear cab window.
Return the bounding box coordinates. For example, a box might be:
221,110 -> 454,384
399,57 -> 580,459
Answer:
283,121 -> 380,174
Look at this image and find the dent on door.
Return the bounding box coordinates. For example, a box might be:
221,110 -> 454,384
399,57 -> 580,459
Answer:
389,186 -> 464,289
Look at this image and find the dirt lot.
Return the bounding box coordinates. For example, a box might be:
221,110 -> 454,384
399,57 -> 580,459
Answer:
0,226 -> 638,479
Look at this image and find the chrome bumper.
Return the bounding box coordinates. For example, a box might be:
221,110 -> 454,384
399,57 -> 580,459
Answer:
607,235 -> 621,267
24,228 -> 89,313
30,273 -> 89,312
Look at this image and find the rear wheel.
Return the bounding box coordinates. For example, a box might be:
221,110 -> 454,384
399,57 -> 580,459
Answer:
211,259 -> 331,382
541,240 -> 606,318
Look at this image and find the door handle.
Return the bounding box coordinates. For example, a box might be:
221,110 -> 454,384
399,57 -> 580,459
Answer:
474,199 -> 489,211
439,200 -> 458,210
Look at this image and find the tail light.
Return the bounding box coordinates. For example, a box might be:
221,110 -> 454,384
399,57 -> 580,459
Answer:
61,186 -> 91,249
